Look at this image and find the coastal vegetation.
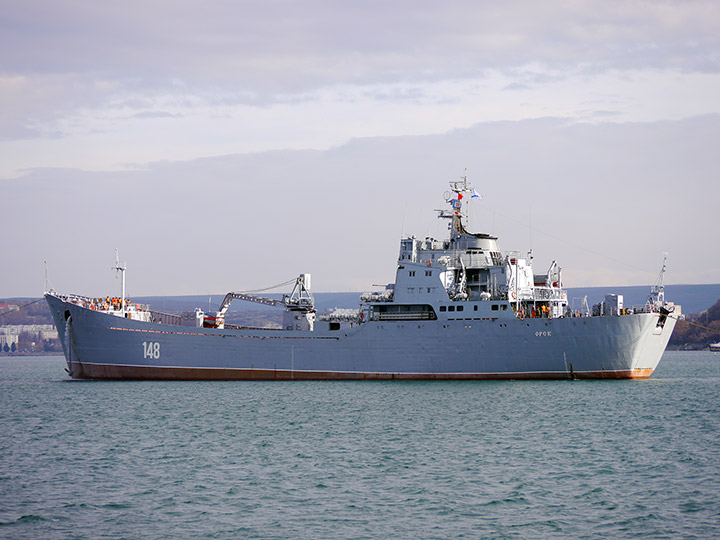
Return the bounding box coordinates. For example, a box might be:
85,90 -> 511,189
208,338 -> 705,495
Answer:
669,298 -> 720,350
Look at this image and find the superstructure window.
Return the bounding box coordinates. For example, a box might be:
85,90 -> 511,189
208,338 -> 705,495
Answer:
372,303 -> 437,321
440,306 -> 447,312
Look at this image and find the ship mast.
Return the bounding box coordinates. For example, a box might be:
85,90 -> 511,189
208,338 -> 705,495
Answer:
113,249 -> 127,317
438,171 -> 475,228
437,170 -> 484,242
436,171 -> 482,301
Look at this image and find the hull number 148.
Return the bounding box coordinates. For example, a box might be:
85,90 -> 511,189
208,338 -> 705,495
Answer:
143,341 -> 160,359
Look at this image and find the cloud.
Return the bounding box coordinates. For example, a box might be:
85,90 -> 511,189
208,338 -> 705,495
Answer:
2,67 -> 719,179
4,1 -> 718,84
1,1 -> 718,300
1,0 -> 718,141
130,111 -> 181,119
2,115 -> 718,297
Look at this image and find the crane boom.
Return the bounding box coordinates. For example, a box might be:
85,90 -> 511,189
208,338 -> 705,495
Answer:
217,292 -> 284,317
214,274 -> 314,322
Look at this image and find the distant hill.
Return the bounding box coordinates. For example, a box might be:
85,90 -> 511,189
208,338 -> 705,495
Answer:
4,285 -> 719,318
669,298 -> 720,350
564,284 -> 720,316
133,292 -> 365,314
135,284 -> 719,316
2,285 -> 719,352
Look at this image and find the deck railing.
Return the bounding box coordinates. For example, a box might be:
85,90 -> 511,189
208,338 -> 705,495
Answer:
149,311 -> 183,326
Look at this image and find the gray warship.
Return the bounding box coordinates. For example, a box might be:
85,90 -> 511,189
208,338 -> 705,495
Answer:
46,176 -> 678,380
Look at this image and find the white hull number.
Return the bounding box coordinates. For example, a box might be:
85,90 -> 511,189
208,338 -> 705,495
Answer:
143,341 -> 160,359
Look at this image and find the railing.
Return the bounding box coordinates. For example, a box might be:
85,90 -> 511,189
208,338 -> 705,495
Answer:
529,287 -> 566,301
149,311 -> 182,326
361,291 -> 394,303
57,293 -> 95,307
591,304 -> 657,316
319,309 -> 364,322
224,324 -> 282,331
56,293 -> 152,314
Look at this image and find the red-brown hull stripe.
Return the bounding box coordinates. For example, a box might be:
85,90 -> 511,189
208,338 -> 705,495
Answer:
70,363 -> 654,381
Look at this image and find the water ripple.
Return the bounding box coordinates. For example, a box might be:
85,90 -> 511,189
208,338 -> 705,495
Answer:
1,352 -> 719,539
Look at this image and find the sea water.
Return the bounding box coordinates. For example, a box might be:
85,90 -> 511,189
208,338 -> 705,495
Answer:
1,351 -> 718,540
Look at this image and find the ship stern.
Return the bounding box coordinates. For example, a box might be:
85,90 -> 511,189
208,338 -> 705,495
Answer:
629,307 -> 679,378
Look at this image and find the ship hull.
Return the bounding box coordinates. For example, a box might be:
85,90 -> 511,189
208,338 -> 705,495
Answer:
46,293 -> 675,381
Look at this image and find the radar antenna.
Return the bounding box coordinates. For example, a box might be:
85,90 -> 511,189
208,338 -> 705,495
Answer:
438,169 -> 478,223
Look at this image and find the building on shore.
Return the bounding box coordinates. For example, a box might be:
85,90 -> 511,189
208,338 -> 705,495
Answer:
0,324 -> 57,352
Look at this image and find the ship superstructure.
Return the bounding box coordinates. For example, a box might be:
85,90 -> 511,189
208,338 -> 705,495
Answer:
46,175 -> 678,380
365,176 -> 568,323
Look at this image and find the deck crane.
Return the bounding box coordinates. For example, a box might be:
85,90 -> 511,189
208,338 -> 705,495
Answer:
204,274 -> 316,331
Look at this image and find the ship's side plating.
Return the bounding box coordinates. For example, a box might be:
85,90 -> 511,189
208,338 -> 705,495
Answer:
45,175 -> 678,380
45,289 -> 675,381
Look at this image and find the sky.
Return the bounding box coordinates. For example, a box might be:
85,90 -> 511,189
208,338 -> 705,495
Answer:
1,0 -> 719,298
